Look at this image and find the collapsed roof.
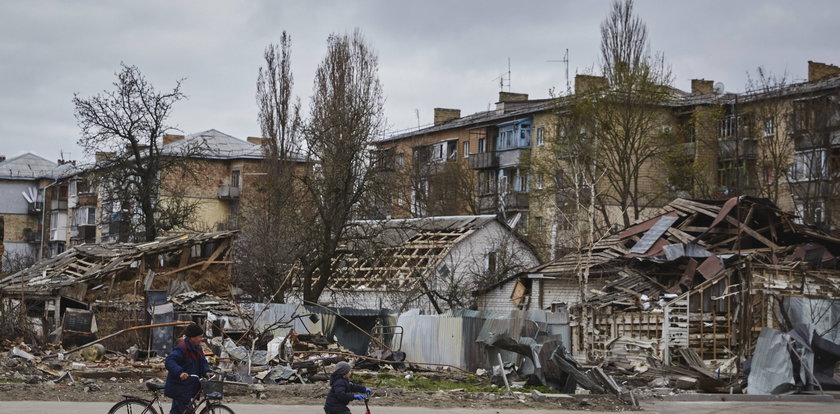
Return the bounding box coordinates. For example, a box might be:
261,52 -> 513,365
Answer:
0,231 -> 237,298
512,197 -> 840,311
317,215 -> 509,291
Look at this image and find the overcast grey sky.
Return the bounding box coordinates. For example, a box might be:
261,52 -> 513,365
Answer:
1,0 -> 838,163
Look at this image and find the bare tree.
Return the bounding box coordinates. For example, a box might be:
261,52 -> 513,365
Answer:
295,30 -> 387,303
73,64 -> 202,242
783,86 -> 840,229
235,33 -> 305,301
592,0 -> 675,227
741,68 -> 793,204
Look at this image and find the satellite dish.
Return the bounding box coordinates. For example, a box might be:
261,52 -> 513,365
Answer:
713,82 -> 725,94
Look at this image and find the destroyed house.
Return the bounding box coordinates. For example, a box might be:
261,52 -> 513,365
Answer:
478,197 -> 840,365
297,215 -> 540,313
0,231 -> 237,342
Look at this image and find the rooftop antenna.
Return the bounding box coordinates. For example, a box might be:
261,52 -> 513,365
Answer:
547,48 -> 570,94
492,57 -> 511,92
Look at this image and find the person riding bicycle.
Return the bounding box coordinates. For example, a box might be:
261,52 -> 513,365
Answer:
164,323 -> 212,414
324,361 -> 371,414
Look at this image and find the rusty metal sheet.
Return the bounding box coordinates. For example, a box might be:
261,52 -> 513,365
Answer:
696,255 -> 723,280
630,215 -> 679,255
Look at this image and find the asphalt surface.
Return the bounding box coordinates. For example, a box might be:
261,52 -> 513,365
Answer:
1,400 -> 839,414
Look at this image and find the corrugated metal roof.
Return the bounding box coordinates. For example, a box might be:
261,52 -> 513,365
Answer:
163,129 -> 264,159
0,153 -> 57,180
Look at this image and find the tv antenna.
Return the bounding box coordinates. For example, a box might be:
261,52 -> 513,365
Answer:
713,82 -> 725,94
547,48 -> 570,94
492,57 -> 511,92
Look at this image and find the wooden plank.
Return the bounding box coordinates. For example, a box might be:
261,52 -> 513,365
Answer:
724,216 -> 781,250
201,239 -> 230,271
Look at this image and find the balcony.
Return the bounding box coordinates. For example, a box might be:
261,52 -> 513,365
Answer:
23,228 -> 41,244
477,191 -> 530,213
50,200 -> 68,211
27,201 -> 43,215
71,225 -> 96,243
218,185 -> 241,199
718,139 -> 757,161
468,152 -> 498,170
497,148 -> 529,167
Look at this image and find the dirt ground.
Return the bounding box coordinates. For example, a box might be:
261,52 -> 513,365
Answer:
0,380 -> 637,411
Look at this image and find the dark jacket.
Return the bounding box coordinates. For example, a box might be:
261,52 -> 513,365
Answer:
324,371 -> 366,413
164,340 -> 211,400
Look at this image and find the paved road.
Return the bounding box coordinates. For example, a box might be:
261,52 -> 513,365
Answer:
0,400 -> 838,414
0,401 -> 625,414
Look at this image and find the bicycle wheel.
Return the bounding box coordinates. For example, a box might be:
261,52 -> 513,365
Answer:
108,398 -> 160,414
199,403 -> 235,414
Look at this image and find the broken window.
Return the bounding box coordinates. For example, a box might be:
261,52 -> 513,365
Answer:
446,140 -> 457,160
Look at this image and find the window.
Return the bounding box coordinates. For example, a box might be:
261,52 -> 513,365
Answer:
515,171 -> 529,192
535,173 -> 544,190
790,149 -> 827,181
487,251 -> 497,273
497,122 -> 531,150
536,127 -> 545,146
446,140 -> 457,160
763,117 -> 775,137
719,115 -> 742,138
534,216 -> 543,234
519,126 -> 531,147
76,206 -> 96,226
231,169 -> 241,188
478,138 -> 486,153
463,141 -> 470,158
431,142 -> 446,162
396,153 -> 405,169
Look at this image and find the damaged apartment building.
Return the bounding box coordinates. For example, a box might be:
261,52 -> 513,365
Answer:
476,196 -> 840,373
373,61 -> 840,263
0,129 -> 303,263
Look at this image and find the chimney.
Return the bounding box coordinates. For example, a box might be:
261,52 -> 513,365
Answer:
57,159 -> 76,166
247,137 -> 267,146
434,108 -> 461,125
808,61 -> 840,82
95,152 -> 115,162
498,92 -> 528,103
163,134 -> 185,146
691,79 -> 714,94
575,74 -> 608,94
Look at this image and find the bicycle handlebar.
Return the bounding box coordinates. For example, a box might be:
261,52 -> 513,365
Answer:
188,373 -> 217,381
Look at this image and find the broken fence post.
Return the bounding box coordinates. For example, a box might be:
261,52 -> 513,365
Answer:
497,353 -> 513,396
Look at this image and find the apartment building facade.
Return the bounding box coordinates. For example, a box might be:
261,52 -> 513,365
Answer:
375,61 -> 840,258
0,129 -> 304,263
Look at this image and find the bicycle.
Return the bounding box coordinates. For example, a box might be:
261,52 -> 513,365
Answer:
107,374 -> 234,414
362,390 -> 373,414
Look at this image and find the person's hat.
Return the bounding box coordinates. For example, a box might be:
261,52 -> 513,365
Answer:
334,361 -> 352,376
184,323 -> 204,338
